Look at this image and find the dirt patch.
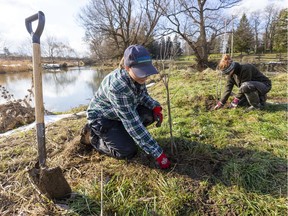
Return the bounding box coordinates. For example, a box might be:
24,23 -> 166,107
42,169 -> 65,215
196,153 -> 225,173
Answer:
189,95 -> 218,111
0,102 -> 35,133
205,95 -> 217,110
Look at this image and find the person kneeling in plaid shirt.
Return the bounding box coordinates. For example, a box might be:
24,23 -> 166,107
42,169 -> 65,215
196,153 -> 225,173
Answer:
85,45 -> 170,169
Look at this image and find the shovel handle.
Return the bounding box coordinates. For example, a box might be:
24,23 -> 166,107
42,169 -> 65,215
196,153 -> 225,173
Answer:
25,11 -> 45,44
26,11 -> 46,167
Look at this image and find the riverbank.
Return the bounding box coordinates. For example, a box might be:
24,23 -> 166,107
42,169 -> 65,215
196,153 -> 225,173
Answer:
0,68 -> 286,215
1,53 -> 287,74
0,58 -> 86,74
0,59 -> 32,73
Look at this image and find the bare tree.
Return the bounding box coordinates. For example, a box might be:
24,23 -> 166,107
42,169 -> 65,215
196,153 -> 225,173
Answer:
249,11 -> 262,54
155,37 -> 183,155
0,34 -> 5,55
78,0 -> 166,61
0,34 -> 12,56
17,38 -> 32,57
263,4 -> 280,53
159,0 -> 241,70
42,36 -> 77,61
43,36 -> 59,62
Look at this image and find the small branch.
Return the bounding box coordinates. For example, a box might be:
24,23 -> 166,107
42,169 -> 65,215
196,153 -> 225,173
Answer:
161,73 -> 177,155
100,167 -> 103,216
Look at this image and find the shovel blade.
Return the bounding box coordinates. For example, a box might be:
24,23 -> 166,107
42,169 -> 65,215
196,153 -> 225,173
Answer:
29,165 -> 71,199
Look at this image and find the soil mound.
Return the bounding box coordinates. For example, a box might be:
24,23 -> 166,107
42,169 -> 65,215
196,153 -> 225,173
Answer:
0,101 -> 35,133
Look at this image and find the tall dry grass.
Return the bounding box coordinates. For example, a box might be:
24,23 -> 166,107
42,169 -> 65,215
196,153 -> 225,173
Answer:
0,60 -> 32,73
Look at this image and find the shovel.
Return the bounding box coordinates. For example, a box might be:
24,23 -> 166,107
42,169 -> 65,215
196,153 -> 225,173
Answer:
25,11 -> 71,199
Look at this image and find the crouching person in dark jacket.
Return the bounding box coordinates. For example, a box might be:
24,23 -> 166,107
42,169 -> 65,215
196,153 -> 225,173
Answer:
214,54 -> 272,111
83,45 -> 170,169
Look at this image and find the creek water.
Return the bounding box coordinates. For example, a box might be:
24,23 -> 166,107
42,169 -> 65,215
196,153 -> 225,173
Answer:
0,67 -> 110,112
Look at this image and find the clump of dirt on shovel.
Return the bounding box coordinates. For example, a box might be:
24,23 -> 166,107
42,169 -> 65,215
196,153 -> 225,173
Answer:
0,101 -> 35,133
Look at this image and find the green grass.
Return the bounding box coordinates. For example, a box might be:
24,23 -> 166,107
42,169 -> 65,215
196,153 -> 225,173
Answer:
0,66 -> 287,215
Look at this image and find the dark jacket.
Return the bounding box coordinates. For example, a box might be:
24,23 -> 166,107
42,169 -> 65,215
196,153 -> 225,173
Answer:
220,63 -> 271,104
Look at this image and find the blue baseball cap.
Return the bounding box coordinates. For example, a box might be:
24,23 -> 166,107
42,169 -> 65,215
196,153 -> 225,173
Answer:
124,45 -> 158,78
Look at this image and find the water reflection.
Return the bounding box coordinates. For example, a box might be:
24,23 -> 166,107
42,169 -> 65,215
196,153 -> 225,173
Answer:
0,67 -> 110,112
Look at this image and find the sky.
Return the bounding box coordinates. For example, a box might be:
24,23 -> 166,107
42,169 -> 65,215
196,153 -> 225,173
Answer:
230,0 -> 287,15
0,0 -> 90,56
0,0 -> 287,57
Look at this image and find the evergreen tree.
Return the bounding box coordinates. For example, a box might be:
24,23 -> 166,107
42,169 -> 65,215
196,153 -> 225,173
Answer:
273,9 -> 288,53
172,35 -> 182,57
166,36 -> 173,58
234,13 -> 254,54
159,37 -> 167,59
147,40 -> 159,59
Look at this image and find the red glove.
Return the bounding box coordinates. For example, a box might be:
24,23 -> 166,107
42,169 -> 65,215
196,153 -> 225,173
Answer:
229,97 -> 239,108
214,101 -> 224,110
153,106 -> 163,127
156,152 -> 171,169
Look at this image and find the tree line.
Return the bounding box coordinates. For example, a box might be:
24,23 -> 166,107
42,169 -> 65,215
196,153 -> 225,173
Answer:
78,0 -> 287,69
0,0 -> 286,69
0,35 -> 79,62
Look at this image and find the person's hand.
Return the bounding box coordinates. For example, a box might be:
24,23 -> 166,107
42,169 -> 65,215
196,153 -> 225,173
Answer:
153,106 -> 163,127
156,152 -> 171,169
214,101 -> 224,110
229,97 -> 240,108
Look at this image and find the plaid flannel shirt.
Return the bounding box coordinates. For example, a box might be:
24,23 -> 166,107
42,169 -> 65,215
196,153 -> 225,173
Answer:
87,68 -> 163,158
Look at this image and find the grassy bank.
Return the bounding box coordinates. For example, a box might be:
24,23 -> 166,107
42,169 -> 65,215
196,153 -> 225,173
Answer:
0,68 -> 287,215
0,58 -> 84,73
0,59 -> 33,73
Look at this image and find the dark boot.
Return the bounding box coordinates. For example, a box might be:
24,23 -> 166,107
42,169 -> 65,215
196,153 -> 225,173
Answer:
245,104 -> 264,111
245,91 -> 262,109
259,94 -> 267,106
80,123 -> 91,145
237,97 -> 249,107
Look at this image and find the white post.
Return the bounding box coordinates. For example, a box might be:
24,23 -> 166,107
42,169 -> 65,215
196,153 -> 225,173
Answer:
231,17 -> 234,57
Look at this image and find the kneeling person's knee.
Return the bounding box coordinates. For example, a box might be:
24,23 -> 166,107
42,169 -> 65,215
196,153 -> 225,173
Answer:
240,82 -> 256,94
